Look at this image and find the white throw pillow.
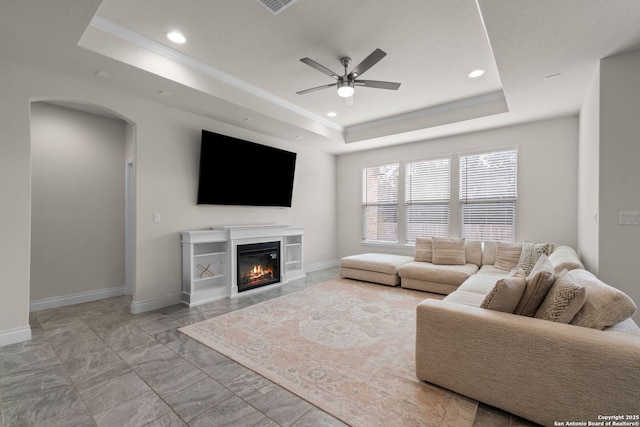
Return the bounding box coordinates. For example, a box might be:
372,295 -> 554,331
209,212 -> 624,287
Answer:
481,268 -> 527,313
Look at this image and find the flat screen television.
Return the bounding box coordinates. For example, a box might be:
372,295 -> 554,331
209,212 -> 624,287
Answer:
197,129 -> 297,207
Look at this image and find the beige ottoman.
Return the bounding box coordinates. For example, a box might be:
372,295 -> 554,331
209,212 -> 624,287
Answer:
340,253 -> 414,286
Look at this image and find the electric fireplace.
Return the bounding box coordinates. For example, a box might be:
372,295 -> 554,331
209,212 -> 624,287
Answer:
237,241 -> 281,292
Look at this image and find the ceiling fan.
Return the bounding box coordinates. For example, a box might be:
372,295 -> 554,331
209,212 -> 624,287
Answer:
296,48 -> 401,99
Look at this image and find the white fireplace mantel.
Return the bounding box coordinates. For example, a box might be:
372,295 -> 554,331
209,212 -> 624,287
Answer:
180,225 -> 304,306
213,224 -> 293,240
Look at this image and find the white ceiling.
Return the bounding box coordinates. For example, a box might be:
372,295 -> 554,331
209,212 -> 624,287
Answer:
2,0 -> 640,154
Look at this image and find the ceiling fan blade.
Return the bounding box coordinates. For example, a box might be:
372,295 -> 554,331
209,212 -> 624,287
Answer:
296,83 -> 338,95
348,48 -> 387,80
300,58 -> 340,80
355,80 -> 401,90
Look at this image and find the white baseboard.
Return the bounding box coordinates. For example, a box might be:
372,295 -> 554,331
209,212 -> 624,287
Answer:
30,286 -> 126,312
0,326 -> 32,347
305,260 -> 339,273
126,261 -> 339,315
130,292 -> 182,314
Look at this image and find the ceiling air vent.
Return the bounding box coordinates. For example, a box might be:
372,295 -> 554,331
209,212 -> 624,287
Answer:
256,0 -> 298,15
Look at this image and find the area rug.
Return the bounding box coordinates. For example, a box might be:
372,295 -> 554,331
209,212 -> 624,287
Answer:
178,278 -> 478,427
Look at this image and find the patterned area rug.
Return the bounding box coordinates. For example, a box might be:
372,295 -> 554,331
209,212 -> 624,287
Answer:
179,278 -> 478,427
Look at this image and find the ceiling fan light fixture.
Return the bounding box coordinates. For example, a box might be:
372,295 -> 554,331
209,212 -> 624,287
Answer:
337,81 -> 355,98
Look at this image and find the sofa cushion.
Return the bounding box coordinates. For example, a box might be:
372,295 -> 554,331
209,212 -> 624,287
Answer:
548,245 -> 584,274
443,290 -> 486,307
604,318 -> 640,336
414,237 -> 433,262
534,270 -> 586,323
457,267 -> 509,294
340,253 -> 413,275
481,241 -> 496,265
398,261 -> 479,286
568,269 -> 637,330
432,237 -> 465,265
517,242 -> 554,274
465,240 -> 483,267
514,255 -> 556,317
480,268 -> 527,313
494,242 -> 523,271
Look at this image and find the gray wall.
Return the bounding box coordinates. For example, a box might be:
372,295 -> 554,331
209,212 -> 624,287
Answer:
578,48 -> 640,322
30,102 -> 126,302
598,48 -> 640,320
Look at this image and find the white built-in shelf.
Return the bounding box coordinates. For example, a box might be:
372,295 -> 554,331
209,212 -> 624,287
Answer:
181,229 -> 229,306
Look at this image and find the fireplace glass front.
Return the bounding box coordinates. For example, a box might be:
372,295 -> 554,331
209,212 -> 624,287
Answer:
237,241 -> 280,292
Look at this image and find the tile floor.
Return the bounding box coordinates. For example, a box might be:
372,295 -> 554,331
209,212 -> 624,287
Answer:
0,267 -> 539,426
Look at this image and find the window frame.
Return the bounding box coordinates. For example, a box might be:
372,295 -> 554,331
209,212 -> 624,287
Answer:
459,148 -> 518,242
361,162 -> 400,243
404,156 -> 451,244
360,148 -> 518,246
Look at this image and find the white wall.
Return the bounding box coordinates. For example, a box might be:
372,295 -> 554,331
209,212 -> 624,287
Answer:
578,66 -> 600,273
0,59 -> 32,345
30,102 -> 126,302
598,48 -> 640,321
0,56 -> 337,344
337,117 -> 579,258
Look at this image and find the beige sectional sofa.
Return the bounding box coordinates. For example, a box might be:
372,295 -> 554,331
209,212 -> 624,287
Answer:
340,238 -> 640,426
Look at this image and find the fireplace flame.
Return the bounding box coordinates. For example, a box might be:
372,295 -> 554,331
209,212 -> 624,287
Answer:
247,264 -> 274,284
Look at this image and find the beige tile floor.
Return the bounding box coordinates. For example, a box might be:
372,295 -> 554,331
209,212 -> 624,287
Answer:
0,267 -> 539,426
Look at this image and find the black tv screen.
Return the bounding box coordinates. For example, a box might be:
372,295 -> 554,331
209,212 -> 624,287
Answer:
197,130 -> 297,207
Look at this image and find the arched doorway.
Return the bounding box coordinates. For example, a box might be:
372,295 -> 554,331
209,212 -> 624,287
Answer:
29,100 -> 136,311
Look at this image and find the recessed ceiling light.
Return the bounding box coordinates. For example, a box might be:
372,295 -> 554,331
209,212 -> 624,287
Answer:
166,31 -> 186,44
327,112 -> 337,117
468,69 -> 485,78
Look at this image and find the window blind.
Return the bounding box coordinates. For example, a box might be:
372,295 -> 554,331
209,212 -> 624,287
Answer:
362,163 -> 399,242
405,157 -> 450,243
459,149 -> 517,242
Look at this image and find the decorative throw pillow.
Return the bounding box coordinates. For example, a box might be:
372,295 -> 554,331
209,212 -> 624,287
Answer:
514,255 -> 556,317
494,242 -> 523,271
480,268 -> 527,313
414,237 -> 433,262
431,237 -> 466,265
534,270 -> 586,323
568,269 -> 637,330
517,242 -> 554,275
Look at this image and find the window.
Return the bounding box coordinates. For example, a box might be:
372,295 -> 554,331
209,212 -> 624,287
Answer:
405,157 -> 450,243
459,149 -> 518,242
360,149 -> 518,245
362,163 -> 399,242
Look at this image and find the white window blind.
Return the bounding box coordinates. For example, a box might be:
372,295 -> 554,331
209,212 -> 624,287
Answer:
362,163 -> 399,242
460,149 -> 517,242
405,157 -> 450,243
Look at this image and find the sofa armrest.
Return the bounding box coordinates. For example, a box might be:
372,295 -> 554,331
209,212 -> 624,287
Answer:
416,299 -> 640,426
